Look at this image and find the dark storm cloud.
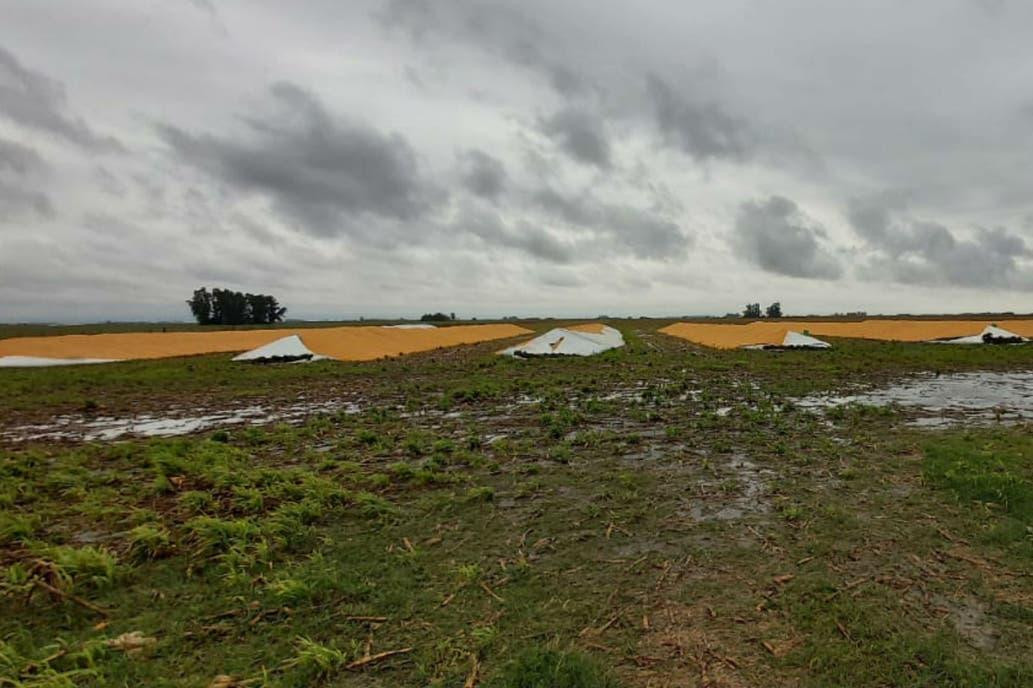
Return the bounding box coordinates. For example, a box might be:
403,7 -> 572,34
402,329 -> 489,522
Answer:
647,75 -> 753,162
733,196 -> 842,279
0,45 -> 122,152
376,0 -> 589,97
531,187 -> 690,260
847,194 -> 1032,289
538,108 -> 611,168
157,81 -> 439,236
459,149 -> 507,201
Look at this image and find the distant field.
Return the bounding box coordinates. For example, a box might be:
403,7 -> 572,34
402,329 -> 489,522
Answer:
2,320 -> 1033,687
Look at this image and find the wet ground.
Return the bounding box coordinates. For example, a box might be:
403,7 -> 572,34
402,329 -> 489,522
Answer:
795,370 -> 1033,427
5,369 -> 1033,442
0,397 -> 362,442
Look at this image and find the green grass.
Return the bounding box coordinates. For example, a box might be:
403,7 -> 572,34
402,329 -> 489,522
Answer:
489,648 -> 620,688
2,320 -> 1033,686
924,431 -> 1033,558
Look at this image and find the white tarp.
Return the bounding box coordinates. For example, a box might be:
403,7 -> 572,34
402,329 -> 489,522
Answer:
0,356 -> 119,368
382,324 -> 437,329
500,326 -> 625,357
743,330 -> 831,350
782,331 -> 832,348
232,335 -> 326,362
933,325 -> 1028,345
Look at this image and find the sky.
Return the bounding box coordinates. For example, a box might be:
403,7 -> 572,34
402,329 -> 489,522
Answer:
2,0 -> 1033,322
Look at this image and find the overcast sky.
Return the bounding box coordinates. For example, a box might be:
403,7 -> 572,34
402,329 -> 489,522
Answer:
2,0 -> 1033,322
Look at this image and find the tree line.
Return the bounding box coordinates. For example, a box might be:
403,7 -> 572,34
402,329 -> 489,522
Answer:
742,302 -> 782,318
420,312 -> 456,322
186,287 -> 287,325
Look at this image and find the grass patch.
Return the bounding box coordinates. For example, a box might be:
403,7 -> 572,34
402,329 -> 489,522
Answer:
489,648 -> 619,688
924,431 -> 1033,556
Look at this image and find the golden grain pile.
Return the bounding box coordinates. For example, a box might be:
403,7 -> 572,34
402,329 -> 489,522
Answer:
0,324 -> 533,362
659,320 -> 1033,349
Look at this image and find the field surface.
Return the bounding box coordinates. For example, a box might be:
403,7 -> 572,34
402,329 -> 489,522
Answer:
0,323 -> 531,362
2,319 -> 1033,687
661,319 -> 1033,349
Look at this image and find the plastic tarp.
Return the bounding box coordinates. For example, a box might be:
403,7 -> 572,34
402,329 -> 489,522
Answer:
232,335 -> 326,363
742,330 -> 831,350
782,331 -> 832,348
0,356 -> 119,368
932,325 -> 1028,345
500,325 -> 624,357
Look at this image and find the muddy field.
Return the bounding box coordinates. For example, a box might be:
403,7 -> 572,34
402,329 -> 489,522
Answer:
2,320 -> 1033,687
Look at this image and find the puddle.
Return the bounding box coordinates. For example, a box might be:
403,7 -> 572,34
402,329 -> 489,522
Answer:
668,453 -> 774,522
944,596 -> 999,650
2,399 -> 361,443
687,455 -> 774,521
795,370 -> 1033,427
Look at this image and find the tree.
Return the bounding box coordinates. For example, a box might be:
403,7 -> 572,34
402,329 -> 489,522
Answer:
245,294 -> 287,325
742,303 -> 762,318
212,288 -> 249,325
765,302 -> 782,318
187,287 -> 287,325
186,288 -> 213,325
420,312 -> 452,322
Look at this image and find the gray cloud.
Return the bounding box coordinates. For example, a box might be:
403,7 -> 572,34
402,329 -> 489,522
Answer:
538,107 -> 611,168
0,137 -> 47,175
377,0 -> 590,97
531,187 -> 594,226
459,204 -> 573,263
532,187 -> 689,260
847,194 -> 1032,289
157,81 -> 439,236
733,196 -> 842,279
0,181 -> 53,219
459,149 -> 507,201
185,0 -> 229,35
0,45 -> 122,152
0,137 -> 52,219
9,1 -> 1033,321
603,205 -> 687,260
647,75 -> 753,162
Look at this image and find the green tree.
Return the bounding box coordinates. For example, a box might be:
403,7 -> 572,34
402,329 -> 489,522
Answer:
420,312 -> 452,322
187,287 -> 286,325
186,287 -> 213,325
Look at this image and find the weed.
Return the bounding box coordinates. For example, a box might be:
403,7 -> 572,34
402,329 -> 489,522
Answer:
186,516 -> 262,557
353,492 -> 395,519
290,636 -> 348,680
34,545 -> 119,591
465,486 -> 495,503
489,647 -> 619,688
0,511 -> 37,545
455,563 -> 481,585
127,524 -> 172,561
